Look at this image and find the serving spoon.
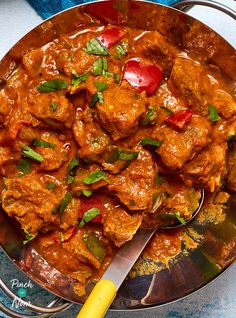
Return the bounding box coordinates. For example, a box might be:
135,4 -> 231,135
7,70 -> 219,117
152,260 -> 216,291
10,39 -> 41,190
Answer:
77,189 -> 205,318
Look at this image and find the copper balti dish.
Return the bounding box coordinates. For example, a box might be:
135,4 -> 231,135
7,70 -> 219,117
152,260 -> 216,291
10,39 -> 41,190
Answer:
0,0 -> 236,317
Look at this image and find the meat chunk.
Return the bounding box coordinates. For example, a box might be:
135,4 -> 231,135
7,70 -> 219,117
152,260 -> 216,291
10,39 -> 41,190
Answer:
156,116 -> 212,170
28,92 -> 75,128
63,227 -> 104,269
170,57 -> 236,118
182,143 -> 227,192
73,108 -> 111,161
108,149 -> 155,210
170,58 -> 213,115
226,144 -> 236,192
97,85 -> 146,140
132,30 -> 180,75
35,131 -> 70,171
1,173 -> 61,235
103,206 -> 142,247
0,89 -> 13,123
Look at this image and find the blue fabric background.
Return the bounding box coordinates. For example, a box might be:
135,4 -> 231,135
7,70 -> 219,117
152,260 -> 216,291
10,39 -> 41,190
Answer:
27,0 -> 180,19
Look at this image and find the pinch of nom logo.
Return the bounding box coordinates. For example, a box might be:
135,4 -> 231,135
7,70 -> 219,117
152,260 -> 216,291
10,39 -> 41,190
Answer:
10,279 -> 34,309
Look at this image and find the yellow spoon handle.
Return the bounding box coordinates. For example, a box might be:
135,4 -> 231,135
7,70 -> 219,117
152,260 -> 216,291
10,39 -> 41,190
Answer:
76,279 -> 117,318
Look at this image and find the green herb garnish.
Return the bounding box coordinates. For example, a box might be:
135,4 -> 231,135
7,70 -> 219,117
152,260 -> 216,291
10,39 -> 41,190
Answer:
115,42 -> 128,59
23,229 -> 35,245
83,170 -> 106,185
140,138 -> 163,147
140,106 -> 156,126
50,102 -> 58,111
84,38 -> 109,56
89,92 -> 104,107
37,79 -> 68,92
22,145 -> 43,162
71,70 -> 89,87
94,81 -> 108,92
47,182 -> 57,189
82,189 -> 93,197
161,106 -> 173,115
67,157 -> 79,185
93,58 -> 108,76
208,104 -> 221,122
160,212 -> 186,225
83,233 -> 106,262
33,139 -> 56,148
60,232 -> 65,242
17,159 -> 30,174
79,208 -> 100,227
118,151 -> 139,161
59,191 -> 73,215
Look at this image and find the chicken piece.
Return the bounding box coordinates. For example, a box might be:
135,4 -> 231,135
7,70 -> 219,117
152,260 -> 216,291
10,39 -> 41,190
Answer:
0,147 -> 14,167
73,108 -> 111,161
97,84 -> 146,141
103,206 -> 142,247
28,92 -> 75,128
170,57 -> 236,118
182,143 -> 227,192
156,116 -> 212,170
1,173 -> 61,235
226,143 -> 236,192
22,48 -> 44,78
108,149 -> 155,210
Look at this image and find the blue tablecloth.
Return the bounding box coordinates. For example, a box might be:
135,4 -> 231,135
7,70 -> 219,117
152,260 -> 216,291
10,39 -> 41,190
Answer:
27,0 -> 180,19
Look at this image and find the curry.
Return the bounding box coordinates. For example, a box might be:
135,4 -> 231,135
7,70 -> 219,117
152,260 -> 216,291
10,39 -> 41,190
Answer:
0,22 -> 236,296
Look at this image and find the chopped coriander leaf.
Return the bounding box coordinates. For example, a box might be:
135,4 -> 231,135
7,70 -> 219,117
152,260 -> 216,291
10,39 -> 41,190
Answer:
67,175 -> 75,185
50,102 -> 58,111
208,104 -> 221,122
59,191 -> 73,215
89,92 -> 104,107
140,106 -> 156,126
161,106 -> 173,115
140,138 -> 163,147
118,151 -> 139,161
22,145 -> 43,162
114,73 -> 120,83
68,157 -> 79,171
93,58 -> 108,76
60,232 -> 65,242
83,170 -> 106,184
107,148 -> 139,163
51,207 -> 59,214
115,42 -> 128,59
84,38 -> 109,56
23,229 -> 35,245
79,208 -> 100,227
71,71 -> 89,87
67,157 -> 79,185
17,159 -> 31,174
154,173 -> 165,186
160,212 -> 186,225
94,81 -> 108,92
83,233 -> 106,262
175,212 -> 186,225
47,182 -> 57,189
82,189 -> 93,197
33,139 -> 56,148
37,79 -> 68,92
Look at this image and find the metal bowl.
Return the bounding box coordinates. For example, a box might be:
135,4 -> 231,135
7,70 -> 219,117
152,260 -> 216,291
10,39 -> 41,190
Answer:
0,0 -> 236,317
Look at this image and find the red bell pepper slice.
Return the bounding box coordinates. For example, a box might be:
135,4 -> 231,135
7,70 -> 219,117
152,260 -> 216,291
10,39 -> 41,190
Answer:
122,58 -> 163,95
79,195 -> 104,223
166,109 -> 193,129
97,27 -> 123,48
